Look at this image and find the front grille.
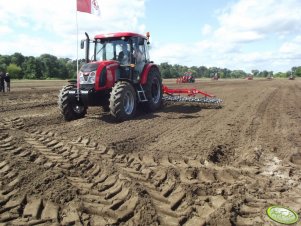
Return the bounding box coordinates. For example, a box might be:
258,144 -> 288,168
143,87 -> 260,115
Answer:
80,84 -> 94,90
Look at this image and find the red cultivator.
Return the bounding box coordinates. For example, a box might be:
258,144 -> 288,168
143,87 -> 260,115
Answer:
162,85 -> 222,108
176,72 -> 195,83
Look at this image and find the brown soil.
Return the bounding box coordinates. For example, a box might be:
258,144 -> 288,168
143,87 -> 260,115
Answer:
0,79 -> 300,225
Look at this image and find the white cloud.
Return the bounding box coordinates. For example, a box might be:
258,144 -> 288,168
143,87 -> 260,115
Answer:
0,0 -> 300,72
201,24 -> 213,36
279,36 -> 301,54
216,0 -> 301,37
0,26 -> 12,35
0,0 -> 146,58
153,0 -> 301,72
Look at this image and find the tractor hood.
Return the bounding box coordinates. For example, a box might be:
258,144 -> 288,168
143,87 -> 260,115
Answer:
78,61 -> 119,90
80,62 -> 99,73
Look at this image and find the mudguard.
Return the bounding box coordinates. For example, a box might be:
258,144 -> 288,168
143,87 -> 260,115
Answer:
140,63 -> 161,85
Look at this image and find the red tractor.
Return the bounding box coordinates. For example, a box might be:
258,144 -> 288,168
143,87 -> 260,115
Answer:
58,32 -> 222,122
211,73 -> 219,80
58,32 -> 163,121
288,74 -> 295,80
246,74 -> 253,80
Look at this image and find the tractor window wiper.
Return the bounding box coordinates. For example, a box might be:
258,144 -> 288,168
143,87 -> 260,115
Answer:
96,43 -> 105,55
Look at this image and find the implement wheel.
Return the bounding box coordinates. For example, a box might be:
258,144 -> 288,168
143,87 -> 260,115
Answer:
109,81 -> 137,121
58,85 -> 87,121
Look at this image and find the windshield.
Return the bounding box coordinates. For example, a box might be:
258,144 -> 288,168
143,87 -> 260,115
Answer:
94,39 -> 131,63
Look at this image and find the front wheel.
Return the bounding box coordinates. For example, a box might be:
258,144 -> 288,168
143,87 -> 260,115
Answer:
109,81 -> 137,121
58,85 -> 87,121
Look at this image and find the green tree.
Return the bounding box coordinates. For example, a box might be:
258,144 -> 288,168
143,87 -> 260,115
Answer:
198,66 -> 208,77
159,62 -> 172,78
11,52 -> 25,67
222,68 -> 232,78
39,54 -> 59,78
261,70 -> 269,77
251,70 -> 259,77
7,63 -> 22,79
208,67 -> 218,78
189,66 -> 198,78
231,70 -> 247,78
292,66 -> 301,77
38,54 -> 71,79
268,71 -> 273,77
22,56 -> 43,79
274,72 -> 286,78
0,55 -> 11,72
66,59 -> 77,79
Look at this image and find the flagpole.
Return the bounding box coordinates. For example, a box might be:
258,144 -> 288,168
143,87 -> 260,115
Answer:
76,1 -> 79,101
76,3 -> 79,82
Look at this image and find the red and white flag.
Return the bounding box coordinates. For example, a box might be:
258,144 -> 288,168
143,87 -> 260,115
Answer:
77,0 -> 100,16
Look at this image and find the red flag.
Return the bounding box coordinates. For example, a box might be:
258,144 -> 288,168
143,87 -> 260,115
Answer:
77,0 -> 100,16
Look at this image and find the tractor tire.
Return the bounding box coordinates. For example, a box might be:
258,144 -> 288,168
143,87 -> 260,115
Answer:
58,85 -> 87,121
109,81 -> 137,121
142,67 -> 163,112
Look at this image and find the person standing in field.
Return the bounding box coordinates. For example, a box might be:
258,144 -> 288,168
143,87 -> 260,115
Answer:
4,73 -> 10,92
0,72 -> 5,92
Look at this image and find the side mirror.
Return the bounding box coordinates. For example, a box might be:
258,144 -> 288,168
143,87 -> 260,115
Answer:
80,40 -> 85,49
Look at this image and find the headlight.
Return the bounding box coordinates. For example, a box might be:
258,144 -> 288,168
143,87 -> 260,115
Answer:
88,71 -> 96,83
79,72 -> 85,83
79,71 -> 96,84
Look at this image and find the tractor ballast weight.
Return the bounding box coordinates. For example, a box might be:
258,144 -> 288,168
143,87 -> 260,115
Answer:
58,32 -> 222,122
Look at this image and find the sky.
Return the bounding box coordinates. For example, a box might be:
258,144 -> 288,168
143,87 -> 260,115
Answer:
0,0 -> 301,73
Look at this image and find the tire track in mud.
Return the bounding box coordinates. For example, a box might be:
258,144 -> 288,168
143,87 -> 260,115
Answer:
0,117 -> 25,131
144,83 -> 277,163
0,132 -> 60,225
0,131 -> 136,225
244,88 -> 278,143
242,82 -> 301,164
1,88 -> 58,117
1,126 -> 301,225
21,130 -> 141,225
115,153 -> 232,225
0,102 -> 57,113
115,153 -> 264,225
0,128 -> 251,225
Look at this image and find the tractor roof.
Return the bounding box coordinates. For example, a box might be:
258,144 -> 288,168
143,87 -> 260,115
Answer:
94,32 -> 146,39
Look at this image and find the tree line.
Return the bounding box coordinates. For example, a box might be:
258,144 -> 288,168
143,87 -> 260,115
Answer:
0,53 -> 84,80
159,63 -> 301,79
0,52 -> 300,79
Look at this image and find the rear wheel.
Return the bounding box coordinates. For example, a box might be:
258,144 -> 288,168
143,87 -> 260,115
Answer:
142,67 -> 163,112
109,81 -> 137,121
58,85 -> 87,121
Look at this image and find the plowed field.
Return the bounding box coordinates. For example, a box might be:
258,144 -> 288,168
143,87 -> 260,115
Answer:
0,78 -> 300,225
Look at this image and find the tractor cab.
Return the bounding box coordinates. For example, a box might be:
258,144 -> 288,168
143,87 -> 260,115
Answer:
81,32 -> 150,84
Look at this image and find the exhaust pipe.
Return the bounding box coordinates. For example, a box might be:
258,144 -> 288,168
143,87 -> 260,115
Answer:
85,32 -> 90,63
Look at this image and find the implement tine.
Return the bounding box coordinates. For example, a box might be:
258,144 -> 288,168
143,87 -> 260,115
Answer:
162,95 -> 223,108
